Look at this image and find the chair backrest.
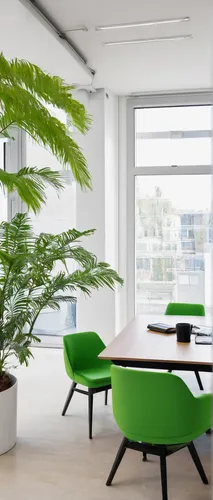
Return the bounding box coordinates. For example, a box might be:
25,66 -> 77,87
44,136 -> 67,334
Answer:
165,302 -> 205,316
111,365 -> 197,445
63,331 -> 110,379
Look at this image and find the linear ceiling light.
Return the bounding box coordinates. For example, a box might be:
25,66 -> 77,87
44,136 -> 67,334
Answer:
96,16 -> 190,31
103,34 -> 193,46
62,26 -> 88,32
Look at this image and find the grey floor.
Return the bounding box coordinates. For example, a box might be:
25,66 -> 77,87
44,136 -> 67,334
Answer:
0,348 -> 211,500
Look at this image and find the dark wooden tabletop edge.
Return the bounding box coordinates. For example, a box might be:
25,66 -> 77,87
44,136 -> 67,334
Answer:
98,353 -> 212,365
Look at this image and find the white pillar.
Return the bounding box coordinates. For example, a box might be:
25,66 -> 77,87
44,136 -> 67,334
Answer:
73,89 -> 119,345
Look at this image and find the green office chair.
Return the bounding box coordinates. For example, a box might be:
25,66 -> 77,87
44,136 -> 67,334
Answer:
62,332 -> 111,439
165,302 -> 205,390
106,366 -> 211,500
165,302 -> 205,317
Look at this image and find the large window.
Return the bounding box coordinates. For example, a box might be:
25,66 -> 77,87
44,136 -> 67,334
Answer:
127,96 -> 212,318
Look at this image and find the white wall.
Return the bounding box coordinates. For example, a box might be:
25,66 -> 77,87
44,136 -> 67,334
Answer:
74,91 -> 105,257
0,0 -> 91,86
74,89 -> 120,345
117,97 -> 128,331
104,91 -> 118,269
104,91 -> 119,334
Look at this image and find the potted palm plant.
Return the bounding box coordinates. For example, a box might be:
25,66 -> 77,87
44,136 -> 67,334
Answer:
0,213 -> 123,454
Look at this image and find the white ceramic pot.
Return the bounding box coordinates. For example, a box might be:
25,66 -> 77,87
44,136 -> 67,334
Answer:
0,374 -> 17,455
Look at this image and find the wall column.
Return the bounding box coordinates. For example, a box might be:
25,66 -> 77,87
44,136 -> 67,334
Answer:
74,89 -> 119,345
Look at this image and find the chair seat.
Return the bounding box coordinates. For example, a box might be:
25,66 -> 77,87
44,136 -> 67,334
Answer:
74,365 -> 111,388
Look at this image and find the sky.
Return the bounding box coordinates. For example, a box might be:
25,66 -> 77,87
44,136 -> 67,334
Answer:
136,175 -> 211,212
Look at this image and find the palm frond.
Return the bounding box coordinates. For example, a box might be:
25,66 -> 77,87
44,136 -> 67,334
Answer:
69,263 -> 123,295
32,229 -> 97,271
54,228 -> 96,247
0,53 -> 91,134
0,167 -> 64,213
12,344 -> 34,366
0,52 -> 92,190
4,288 -> 29,320
0,213 -> 33,253
37,227 -> 95,248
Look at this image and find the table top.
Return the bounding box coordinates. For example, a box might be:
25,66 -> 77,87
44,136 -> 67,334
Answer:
99,315 -> 212,367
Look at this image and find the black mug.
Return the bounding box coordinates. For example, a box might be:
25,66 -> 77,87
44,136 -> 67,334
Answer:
176,323 -> 192,343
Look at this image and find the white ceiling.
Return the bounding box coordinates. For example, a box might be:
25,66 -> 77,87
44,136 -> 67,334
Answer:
34,0 -> 213,94
0,0 -> 92,86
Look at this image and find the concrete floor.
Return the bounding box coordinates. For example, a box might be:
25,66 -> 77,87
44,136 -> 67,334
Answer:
0,348 -> 211,500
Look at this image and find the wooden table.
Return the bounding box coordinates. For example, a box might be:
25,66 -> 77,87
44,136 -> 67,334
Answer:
99,315 -> 213,373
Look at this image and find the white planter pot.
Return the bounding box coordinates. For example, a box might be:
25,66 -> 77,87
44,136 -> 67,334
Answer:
0,375 -> 17,455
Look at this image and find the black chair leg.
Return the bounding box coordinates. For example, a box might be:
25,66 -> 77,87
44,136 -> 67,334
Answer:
106,437 -> 128,486
195,371 -> 204,391
142,452 -> 147,462
62,382 -> 77,416
168,370 -> 172,373
88,390 -> 94,439
206,428 -> 212,435
105,390 -> 108,406
188,442 -> 208,484
160,451 -> 168,500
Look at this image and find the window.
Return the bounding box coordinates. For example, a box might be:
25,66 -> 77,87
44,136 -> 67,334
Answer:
0,139 -> 7,222
26,134 -> 77,337
135,105 -> 212,167
0,130 -> 22,222
127,95 -> 212,319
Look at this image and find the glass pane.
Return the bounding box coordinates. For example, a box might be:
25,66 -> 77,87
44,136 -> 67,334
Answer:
135,175 -> 212,314
30,180 -> 77,338
27,137 -> 76,340
0,140 -> 8,222
135,106 -> 212,133
135,105 -> 212,167
136,137 -> 211,167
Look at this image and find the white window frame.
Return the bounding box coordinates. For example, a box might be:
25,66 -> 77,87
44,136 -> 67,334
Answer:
126,92 -> 213,321
4,127 -> 26,220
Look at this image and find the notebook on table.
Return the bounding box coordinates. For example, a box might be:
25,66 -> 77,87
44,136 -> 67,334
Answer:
192,326 -> 213,336
195,326 -> 213,345
195,335 -> 213,345
147,323 -> 176,334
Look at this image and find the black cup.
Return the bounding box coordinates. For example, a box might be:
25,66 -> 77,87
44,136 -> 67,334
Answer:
176,323 -> 192,343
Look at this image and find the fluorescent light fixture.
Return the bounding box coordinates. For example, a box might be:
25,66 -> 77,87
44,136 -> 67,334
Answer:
63,26 -> 88,33
103,34 -> 193,46
96,16 -> 190,31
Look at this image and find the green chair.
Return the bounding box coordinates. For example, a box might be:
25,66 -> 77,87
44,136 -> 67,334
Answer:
165,302 -> 205,317
106,366 -> 211,500
165,302 -> 205,390
62,331 -> 111,439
